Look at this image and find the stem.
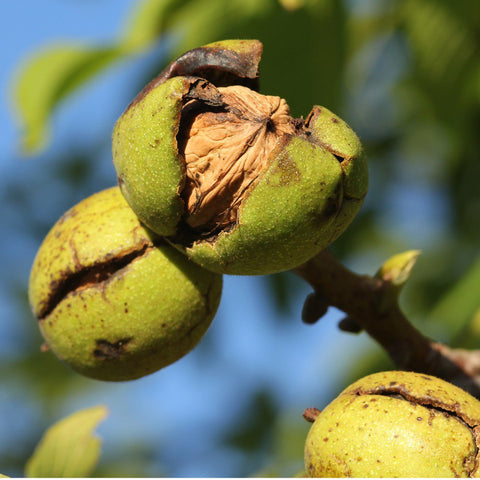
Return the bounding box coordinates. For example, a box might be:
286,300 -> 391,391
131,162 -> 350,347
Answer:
294,249 -> 480,398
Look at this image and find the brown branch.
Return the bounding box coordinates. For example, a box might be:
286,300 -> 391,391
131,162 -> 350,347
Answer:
294,249 -> 480,398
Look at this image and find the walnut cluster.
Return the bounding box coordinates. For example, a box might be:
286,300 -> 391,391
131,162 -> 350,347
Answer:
180,85 -> 295,230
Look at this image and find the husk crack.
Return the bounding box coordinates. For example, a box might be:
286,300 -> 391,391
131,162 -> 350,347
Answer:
39,243 -> 152,320
352,384 -> 480,476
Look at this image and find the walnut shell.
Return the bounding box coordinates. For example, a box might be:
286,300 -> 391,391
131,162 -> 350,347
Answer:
112,39 -> 368,275
29,187 -> 222,381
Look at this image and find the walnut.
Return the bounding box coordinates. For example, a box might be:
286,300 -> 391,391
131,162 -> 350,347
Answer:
112,39 -> 368,275
180,85 -> 295,229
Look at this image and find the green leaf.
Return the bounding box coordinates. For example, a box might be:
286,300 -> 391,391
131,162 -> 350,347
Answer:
14,45 -> 120,153
428,257 -> 480,342
25,405 -> 108,478
121,0 -> 183,52
402,0 -> 476,85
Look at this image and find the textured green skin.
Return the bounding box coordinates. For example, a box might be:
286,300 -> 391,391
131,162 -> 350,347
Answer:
112,40 -> 368,275
308,105 -> 368,246
112,77 -> 187,236
305,371 -> 480,478
29,187 -> 222,381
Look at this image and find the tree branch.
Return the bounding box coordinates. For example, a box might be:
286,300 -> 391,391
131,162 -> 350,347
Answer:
294,249 -> 480,398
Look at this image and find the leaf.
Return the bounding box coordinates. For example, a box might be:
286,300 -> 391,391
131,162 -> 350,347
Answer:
25,405 -> 108,478
347,8 -> 399,57
14,45 -> 120,153
13,0 -> 187,155
277,0 -> 305,12
401,0 -> 476,85
428,257 -> 480,342
121,0 -> 184,52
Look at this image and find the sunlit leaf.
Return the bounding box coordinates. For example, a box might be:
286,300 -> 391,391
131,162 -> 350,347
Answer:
14,45 -> 120,153
25,405 -> 108,478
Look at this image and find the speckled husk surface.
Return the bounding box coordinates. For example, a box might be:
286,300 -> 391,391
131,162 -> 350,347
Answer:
29,187 -> 222,381
305,370 -> 480,478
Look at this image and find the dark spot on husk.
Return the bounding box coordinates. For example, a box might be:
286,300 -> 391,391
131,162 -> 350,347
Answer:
269,150 -> 301,187
93,338 -> 132,359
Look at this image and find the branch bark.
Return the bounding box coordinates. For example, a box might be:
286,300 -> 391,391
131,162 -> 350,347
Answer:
294,249 -> 480,398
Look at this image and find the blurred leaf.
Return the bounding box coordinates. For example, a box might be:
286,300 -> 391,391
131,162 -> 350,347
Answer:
458,308 -> 480,349
427,257 -> 480,342
14,45 -> 120,153
25,406 -> 108,478
347,3 -> 399,56
226,391 -> 276,454
167,0 -> 270,57
402,0 -> 476,86
270,413 -> 309,475
13,0 -> 184,155
121,0 -> 184,52
249,412 -> 308,477
12,0 -> 271,155
278,0 -> 305,12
